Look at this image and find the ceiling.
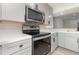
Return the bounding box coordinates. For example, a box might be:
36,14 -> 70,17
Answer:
48,3 -> 79,14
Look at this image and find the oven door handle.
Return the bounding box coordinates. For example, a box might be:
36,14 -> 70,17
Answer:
33,35 -> 51,41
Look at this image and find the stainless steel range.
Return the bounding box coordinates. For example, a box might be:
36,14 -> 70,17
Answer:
22,24 -> 51,55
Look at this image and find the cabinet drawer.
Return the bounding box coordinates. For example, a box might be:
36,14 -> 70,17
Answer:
59,33 -> 79,37
2,39 -> 32,55
12,47 -> 32,55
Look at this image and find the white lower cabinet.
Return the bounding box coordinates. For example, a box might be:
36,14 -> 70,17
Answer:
51,33 -> 58,52
58,33 -> 79,52
65,37 -> 79,52
0,39 -> 32,55
12,47 -> 32,55
58,33 -> 65,47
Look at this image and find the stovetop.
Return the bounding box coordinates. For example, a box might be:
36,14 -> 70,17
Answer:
23,30 -> 50,38
32,32 -> 50,38
23,29 -> 50,38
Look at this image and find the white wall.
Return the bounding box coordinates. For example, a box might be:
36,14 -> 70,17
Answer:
53,17 -> 79,28
53,18 -> 63,28
63,19 -> 79,28
0,22 -> 22,35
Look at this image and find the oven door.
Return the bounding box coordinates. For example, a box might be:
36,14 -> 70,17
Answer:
32,34 -> 51,55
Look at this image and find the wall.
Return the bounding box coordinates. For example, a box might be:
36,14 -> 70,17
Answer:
63,19 -> 79,28
0,21 -> 23,35
53,17 -> 79,29
53,18 -> 63,28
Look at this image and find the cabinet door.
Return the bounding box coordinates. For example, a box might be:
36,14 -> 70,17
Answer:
54,33 -> 58,47
27,3 -> 37,9
38,4 -> 48,24
38,4 -> 53,25
48,16 -> 53,27
58,33 -> 65,47
2,3 -> 25,22
12,47 -> 32,55
65,37 -> 79,52
0,3 -> 2,18
51,33 -> 58,52
51,34 -> 55,52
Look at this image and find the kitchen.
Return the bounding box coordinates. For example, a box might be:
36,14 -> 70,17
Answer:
0,3 -> 79,55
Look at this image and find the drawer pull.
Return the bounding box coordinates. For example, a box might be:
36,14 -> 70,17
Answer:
53,38 -> 55,42
19,45 -> 23,48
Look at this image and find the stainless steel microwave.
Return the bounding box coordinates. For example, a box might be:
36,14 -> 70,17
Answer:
25,6 -> 45,24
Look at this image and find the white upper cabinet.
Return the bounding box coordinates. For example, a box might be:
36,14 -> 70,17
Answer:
0,3 -> 2,18
38,4 -> 53,26
26,3 -> 37,9
0,3 -> 53,24
1,3 -> 25,22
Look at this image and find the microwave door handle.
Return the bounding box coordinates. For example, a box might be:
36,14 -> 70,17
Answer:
43,15 -> 44,20
43,13 -> 45,23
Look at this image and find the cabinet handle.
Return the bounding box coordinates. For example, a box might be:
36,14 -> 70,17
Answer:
77,39 -> 79,43
53,38 -> 55,42
48,21 -> 50,24
19,45 -> 23,48
77,39 -> 79,49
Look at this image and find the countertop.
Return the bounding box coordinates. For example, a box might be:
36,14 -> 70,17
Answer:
0,32 -> 32,45
40,28 -> 79,33
1,28 -> 79,45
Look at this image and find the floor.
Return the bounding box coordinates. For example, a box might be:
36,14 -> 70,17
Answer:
50,47 -> 79,55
